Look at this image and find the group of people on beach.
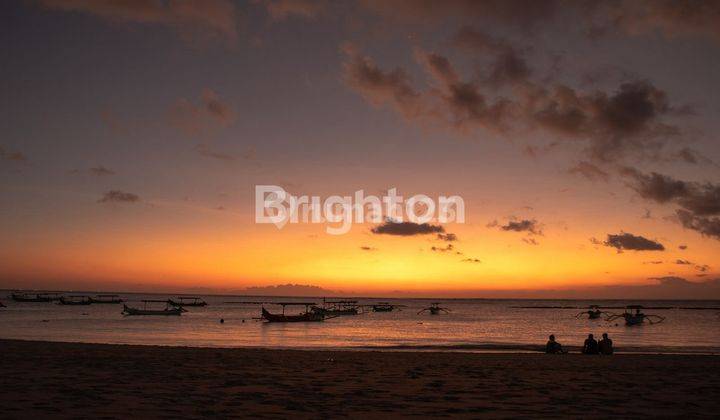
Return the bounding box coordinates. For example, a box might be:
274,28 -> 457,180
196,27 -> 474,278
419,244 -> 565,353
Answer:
545,333 -> 614,354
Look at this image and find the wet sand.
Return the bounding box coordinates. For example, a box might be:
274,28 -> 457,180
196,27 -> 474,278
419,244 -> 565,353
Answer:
1,339 -> 718,418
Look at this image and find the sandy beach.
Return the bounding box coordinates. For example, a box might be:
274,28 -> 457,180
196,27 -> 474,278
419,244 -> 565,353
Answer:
0,340 -> 718,418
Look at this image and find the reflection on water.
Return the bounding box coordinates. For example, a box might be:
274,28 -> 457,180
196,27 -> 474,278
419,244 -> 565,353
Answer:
1,294 -> 719,353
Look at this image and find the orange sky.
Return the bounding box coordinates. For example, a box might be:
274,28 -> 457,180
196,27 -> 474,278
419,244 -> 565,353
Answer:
1,1 -> 719,297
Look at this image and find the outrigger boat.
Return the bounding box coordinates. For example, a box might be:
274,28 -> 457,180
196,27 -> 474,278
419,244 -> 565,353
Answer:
122,300 -> 186,316
260,302 -> 325,322
370,302 -> 403,312
605,305 -> 665,326
418,302 -> 450,315
575,305 -> 605,319
10,292 -> 61,302
90,294 -> 124,304
168,296 -> 208,307
313,299 -> 360,316
58,295 -> 92,305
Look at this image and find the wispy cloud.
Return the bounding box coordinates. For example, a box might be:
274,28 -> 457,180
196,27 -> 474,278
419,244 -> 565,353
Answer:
98,190 -> 140,204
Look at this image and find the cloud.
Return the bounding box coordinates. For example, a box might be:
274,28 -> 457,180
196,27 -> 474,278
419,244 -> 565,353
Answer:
89,166 -> 115,176
522,237 -> 539,245
431,244 -> 454,252
38,0 -> 238,44
259,0 -> 326,20
461,258 -> 481,263
437,233 -> 457,242
696,264 -> 710,272
360,246 -> 377,251
344,41 -> 681,162
342,45 -> 424,121
676,210 -> 720,241
499,219 -> 543,235
98,190 -> 140,204
361,0 -> 720,44
568,161 -> 610,182
675,259 -> 692,265
608,0 -> 720,43
0,146 -> 28,162
679,244 -> 688,250
643,260 -> 663,265
359,0 -> 559,29
169,89 -> 236,137
371,220 -> 444,236
526,80 -> 676,161
622,169 -> 720,240
603,232 -> 665,251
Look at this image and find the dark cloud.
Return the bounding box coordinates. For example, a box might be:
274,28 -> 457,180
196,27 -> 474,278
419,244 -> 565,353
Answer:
431,244 -> 454,252
608,0 -> 720,43
696,264 -> 710,272
98,190 -> 140,204
342,45 -> 424,121
679,244 -> 688,250
450,27 -> 531,86
622,169 -> 720,240
437,233 -> 457,242
526,80 -> 675,161
360,246 -> 377,251
89,166 -> 115,176
345,40 -> 680,162
0,146 -> 28,162
676,210 -> 720,241
461,258 -> 481,263
38,0 -> 238,43
643,260 -> 663,265
603,232 -> 665,251
675,259 -> 692,265
170,89 -> 236,136
499,219 -> 543,235
371,220 -> 444,236
522,237 -> 539,245
568,161 -> 610,182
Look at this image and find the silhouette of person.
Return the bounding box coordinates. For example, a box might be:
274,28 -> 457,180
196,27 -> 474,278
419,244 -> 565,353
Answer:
546,334 -> 565,354
582,333 -> 599,354
599,333 -> 614,355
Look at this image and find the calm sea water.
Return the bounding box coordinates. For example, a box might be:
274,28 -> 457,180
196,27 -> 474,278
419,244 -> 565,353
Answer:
1,292 -> 719,353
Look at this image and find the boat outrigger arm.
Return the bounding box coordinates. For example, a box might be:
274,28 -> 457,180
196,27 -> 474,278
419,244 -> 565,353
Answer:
605,306 -> 666,325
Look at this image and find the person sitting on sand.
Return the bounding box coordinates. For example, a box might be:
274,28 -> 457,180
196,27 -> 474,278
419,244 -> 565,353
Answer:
599,333 -> 613,355
582,333 -> 599,354
546,335 -> 565,354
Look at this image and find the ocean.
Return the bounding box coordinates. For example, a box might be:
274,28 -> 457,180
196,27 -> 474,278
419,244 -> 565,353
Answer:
1,292 -> 719,353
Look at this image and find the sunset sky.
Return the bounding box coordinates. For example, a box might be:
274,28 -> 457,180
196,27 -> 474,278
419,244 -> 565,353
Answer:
1,0 -> 719,296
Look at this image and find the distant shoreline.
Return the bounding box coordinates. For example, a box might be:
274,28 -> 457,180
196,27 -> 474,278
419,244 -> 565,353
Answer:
1,339 -> 718,417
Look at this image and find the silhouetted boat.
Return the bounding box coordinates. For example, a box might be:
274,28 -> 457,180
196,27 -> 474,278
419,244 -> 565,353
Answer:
313,299 -> 359,316
372,302 -> 396,312
0,301 -> 5,308
58,295 -> 92,305
90,294 -> 124,304
10,292 -> 60,302
606,305 -> 665,326
122,300 -> 185,316
418,302 -> 450,315
260,302 -> 325,322
576,305 -> 605,319
168,296 -> 207,307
